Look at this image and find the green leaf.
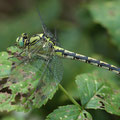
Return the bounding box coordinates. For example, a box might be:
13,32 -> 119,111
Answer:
0,46 -> 62,112
0,52 -> 12,78
1,117 -> 16,120
46,105 -> 92,120
1,116 -> 24,120
88,1 -> 120,49
75,73 -> 120,116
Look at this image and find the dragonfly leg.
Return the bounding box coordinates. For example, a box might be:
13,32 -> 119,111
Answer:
8,51 -> 25,59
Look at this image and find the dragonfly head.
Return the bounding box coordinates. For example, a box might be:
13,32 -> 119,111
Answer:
16,33 -> 28,48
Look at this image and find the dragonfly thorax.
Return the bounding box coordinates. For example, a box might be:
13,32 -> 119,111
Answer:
29,33 -> 54,53
29,33 -> 44,46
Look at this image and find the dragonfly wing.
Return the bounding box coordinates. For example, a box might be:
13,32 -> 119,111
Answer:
34,55 -> 63,107
49,55 -> 63,84
37,10 -> 54,39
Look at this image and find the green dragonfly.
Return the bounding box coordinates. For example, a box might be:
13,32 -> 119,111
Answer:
6,11 -> 120,109
16,15 -> 120,75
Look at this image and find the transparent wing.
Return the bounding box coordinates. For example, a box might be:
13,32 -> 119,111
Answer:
50,55 -> 63,84
37,10 -> 54,39
34,55 -> 63,107
54,28 -> 61,46
37,9 -> 59,45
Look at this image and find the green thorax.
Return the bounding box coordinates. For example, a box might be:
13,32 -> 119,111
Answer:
29,33 -> 54,53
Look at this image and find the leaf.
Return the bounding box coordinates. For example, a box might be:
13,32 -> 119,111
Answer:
0,46 -> 63,112
75,73 -> 120,116
0,52 -> 12,78
1,116 -> 24,120
46,105 -> 92,120
88,1 -> 120,49
1,117 -> 16,120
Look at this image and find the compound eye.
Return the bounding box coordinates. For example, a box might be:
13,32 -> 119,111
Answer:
16,36 -> 25,48
16,33 -> 28,48
19,38 -> 24,47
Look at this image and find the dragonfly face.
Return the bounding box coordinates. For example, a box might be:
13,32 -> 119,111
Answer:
16,33 -> 28,48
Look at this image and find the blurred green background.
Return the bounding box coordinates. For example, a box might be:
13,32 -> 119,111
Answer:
0,0 -> 120,120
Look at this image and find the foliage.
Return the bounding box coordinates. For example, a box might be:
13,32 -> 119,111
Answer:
0,46 -> 62,112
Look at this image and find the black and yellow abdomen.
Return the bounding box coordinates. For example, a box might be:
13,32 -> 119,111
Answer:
54,46 -> 120,74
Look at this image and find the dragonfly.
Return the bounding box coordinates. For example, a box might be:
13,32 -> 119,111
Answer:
15,15 -> 120,76
6,11 -> 120,109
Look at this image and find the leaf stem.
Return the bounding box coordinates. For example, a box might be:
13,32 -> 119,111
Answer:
58,84 -> 82,111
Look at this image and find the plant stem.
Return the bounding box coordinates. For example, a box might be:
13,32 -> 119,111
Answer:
58,84 -> 82,111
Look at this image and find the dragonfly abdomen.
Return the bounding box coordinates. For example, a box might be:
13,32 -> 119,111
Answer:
54,46 -> 120,74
